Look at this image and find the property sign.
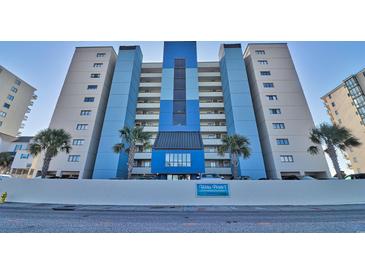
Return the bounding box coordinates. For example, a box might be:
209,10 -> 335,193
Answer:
196,183 -> 230,197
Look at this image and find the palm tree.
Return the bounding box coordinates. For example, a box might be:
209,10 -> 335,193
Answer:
307,123 -> 361,179
0,152 -> 14,174
218,134 -> 251,179
29,128 -> 72,178
113,126 -> 152,179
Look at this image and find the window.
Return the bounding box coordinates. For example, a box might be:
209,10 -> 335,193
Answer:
90,73 -> 101,78
3,103 -> 10,109
96,53 -> 106,58
11,86 -> 18,93
266,95 -> 278,100
328,94 -> 332,99
273,123 -> 285,129
20,154 -> 29,159
335,110 -> 339,115
80,110 -> 91,116
165,153 -> 191,167
263,82 -> 274,88
353,157 -> 358,163
72,139 -> 85,146
331,102 -> 336,107
280,155 -> 294,163
68,155 -> 80,162
0,121 -> 2,127
93,63 -> 103,68
87,85 -> 98,90
76,124 -> 88,130
84,97 -> 95,102
15,79 -> 21,85
260,71 -> 271,76
14,144 -> 22,151
258,60 -> 268,65
269,108 -> 281,114
0,111 -> 7,117
255,50 -> 265,55
7,95 -> 14,101
338,119 -> 342,124
276,138 -> 289,145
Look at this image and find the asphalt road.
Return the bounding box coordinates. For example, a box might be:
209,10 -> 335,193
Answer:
1,203 -> 365,232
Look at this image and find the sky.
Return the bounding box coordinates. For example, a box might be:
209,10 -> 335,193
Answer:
1,41 -> 365,173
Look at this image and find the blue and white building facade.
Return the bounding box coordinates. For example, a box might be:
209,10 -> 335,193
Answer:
35,42 -> 330,180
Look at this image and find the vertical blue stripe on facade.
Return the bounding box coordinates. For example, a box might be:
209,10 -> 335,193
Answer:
152,41 -> 205,175
219,44 -> 266,179
92,46 -> 143,179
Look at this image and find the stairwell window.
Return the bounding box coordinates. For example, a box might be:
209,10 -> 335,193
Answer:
280,155 -> 294,163
0,111 -> 7,117
87,85 -> 98,90
96,53 -> 106,58
3,103 -> 10,109
7,95 -> 14,101
15,79 -> 21,85
260,71 -> 271,76
273,123 -> 285,129
76,124 -> 88,130
258,60 -> 268,65
80,110 -> 91,116
84,97 -> 95,102
266,95 -> 278,100
93,63 -> 103,68
90,73 -> 101,78
276,138 -> 289,145
263,82 -> 274,88
72,139 -> 85,146
255,50 -> 265,55
68,155 -> 80,162
11,86 -> 18,93
269,108 -> 281,114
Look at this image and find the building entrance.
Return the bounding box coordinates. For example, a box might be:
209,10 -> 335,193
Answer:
167,174 -> 191,180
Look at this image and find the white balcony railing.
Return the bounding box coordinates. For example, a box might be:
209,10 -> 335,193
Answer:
200,126 -> 227,132
204,153 -> 230,159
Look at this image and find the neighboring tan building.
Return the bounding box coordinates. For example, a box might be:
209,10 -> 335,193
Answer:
322,69 -> 365,173
33,47 -> 117,179
0,65 -> 37,151
244,43 -> 330,179
9,136 -> 34,178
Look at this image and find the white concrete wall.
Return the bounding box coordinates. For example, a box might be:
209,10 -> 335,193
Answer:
1,179 -> 365,206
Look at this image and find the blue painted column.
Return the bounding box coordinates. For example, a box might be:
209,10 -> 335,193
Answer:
151,42 -> 205,176
219,44 -> 266,179
93,46 -> 143,179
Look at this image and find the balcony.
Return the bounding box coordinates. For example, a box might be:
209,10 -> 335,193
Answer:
199,81 -> 222,87
198,72 -> 221,77
205,167 -> 231,175
203,139 -> 223,145
199,91 -> 223,98
134,152 -> 152,159
204,153 -> 230,160
138,92 -> 161,98
137,103 -> 160,109
132,167 -> 152,174
135,114 -> 159,120
143,126 -> 158,132
200,113 -> 226,120
200,102 -> 224,108
200,126 -> 227,132
139,82 -> 161,88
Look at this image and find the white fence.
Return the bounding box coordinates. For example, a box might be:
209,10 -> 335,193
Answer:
1,178 -> 365,206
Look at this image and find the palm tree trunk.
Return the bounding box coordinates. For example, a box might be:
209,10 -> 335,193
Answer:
231,153 -> 239,179
327,145 -> 342,179
41,155 -> 52,179
127,145 -> 136,179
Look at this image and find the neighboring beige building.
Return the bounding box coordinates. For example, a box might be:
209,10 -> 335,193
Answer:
0,65 -> 37,151
322,69 -> 365,173
244,43 -> 330,179
33,47 -> 117,179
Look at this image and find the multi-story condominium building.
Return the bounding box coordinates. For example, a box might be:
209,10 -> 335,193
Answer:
0,66 -> 37,151
8,136 -> 34,178
32,47 -> 117,178
34,42 -> 330,180
244,43 -> 330,179
322,68 -> 365,173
